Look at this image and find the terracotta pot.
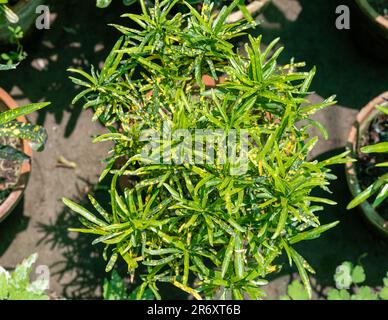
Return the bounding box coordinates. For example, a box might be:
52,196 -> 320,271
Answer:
0,87 -> 32,223
0,0 -> 46,46
353,0 -> 388,61
345,91 -> 388,238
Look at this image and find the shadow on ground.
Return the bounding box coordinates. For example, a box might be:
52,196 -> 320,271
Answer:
1,0 -> 387,299
36,179 -> 109,299
0,200 -> 29,259
256,0 -> 388,109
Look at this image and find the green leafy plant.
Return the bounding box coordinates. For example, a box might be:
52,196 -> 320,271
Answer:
0,68 -> 50,203
279,280 -> 310,300
282,261 -> 388,300
347,104 -> 388,210
0,253 -> 49,300
0,101 -> 49,156
65,0 -> 351,300
103,270 -> 154,300
0,0 -> 26,66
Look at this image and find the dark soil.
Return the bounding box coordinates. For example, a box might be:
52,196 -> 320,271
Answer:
357,111 -> 388,220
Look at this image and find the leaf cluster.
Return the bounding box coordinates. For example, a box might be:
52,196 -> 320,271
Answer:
65,0 -> 351,300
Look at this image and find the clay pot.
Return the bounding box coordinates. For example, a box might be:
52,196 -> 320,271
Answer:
345,91 -> 388,238
0,87 -> 32,222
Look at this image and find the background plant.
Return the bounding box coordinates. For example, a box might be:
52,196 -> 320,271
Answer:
347,104 -> 388,211
281,261 -> 388,300
65,0 -> 351,300
0,0 -> 27,66
0,67 -> 50,204
0,253 -> 49,300
103,270 -> 154,300
0,100 -> 49,158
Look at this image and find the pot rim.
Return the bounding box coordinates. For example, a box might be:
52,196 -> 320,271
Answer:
345,91 -> 388,237
0,87 -> 32,223
355,0 -> 388,30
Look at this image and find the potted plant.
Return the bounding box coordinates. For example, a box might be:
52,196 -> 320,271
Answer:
64,0 -> 351,300
346,92 -> 388,238
281,260 -> 388,300
96,0 -> 271,23
0,76 -> 49,222
353,0 -> 388,61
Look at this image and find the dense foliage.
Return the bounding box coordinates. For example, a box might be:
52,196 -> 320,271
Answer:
0,66 -> 49,197
65,0 -> 351,300
0,101 -> 49,154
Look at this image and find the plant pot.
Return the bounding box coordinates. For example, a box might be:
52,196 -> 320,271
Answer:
0,0 -> 46,46
352,0 -> 388,61
345,91 -> 388,238
0,87 -> 32,223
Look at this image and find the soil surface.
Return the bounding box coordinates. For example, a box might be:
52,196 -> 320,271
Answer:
0,0 -> 387,300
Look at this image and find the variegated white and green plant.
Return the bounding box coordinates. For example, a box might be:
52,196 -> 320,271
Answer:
0,253 -> 49,300
0,101 -> 49,161
65,0 -> 352,300
0,67 -> 50,196
281,261 -> 388,300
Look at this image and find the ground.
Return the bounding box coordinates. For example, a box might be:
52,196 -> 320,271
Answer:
0,0 -> 387,299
